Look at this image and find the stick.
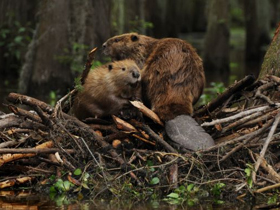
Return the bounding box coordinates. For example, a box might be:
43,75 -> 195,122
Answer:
0,140 -> 54,166
194,75 -> 255,117
130,119 -> 177,153
201,104 -> 280,127
6,93 -> 53,114
0,148 -> 75,154
253,112 -> 280,183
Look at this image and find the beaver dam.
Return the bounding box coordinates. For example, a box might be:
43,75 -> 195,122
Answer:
1,50 -> 280,208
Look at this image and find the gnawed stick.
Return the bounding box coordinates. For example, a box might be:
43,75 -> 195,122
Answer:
253,152 -> 280,183
0,140 -> 53,167
130,101 -> 164,126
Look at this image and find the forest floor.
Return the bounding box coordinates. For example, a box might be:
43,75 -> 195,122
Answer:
1,54 -> 280,208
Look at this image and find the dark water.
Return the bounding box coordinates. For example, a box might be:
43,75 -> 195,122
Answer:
0,190 -> 255,210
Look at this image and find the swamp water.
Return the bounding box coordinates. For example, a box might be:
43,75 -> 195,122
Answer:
0,190 -> 256,210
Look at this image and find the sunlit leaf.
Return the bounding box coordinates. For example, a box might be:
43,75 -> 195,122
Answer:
150,177 -> 160,185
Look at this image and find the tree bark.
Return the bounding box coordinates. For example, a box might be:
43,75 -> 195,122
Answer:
203,0 -> 230,85
258,23 -> 280,79
19,0 -> 111,98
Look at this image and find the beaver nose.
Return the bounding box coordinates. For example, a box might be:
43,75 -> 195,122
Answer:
132,71 -> 140,79
102,43 -> 107,49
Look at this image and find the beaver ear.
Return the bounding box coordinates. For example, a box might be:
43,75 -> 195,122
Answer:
131,35 -> 138,42
108,64 -> 113,71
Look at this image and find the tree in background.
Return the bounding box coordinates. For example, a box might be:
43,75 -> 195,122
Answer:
18,0 -> 111,98
203,0 -> 230,85
258,23 -> 280,79
244,0 -> 271,62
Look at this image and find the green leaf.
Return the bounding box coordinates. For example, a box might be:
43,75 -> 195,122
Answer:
74,168 -> 82,176
62,180 -> 72,191
49,186 -> 57,193
54,179 -> 64,190
245,168 -> 251,177
14,36 -> 23,43
81,182 -> 90,189
187,184 -> 194,192
167,192 -> 179,199
150,177 -> 160,185
18,27 -> 26,33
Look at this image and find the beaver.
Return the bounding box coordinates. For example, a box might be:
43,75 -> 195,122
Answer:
102,33 -> 205,121
103,33 -> 214,151
72,59 -> 141,120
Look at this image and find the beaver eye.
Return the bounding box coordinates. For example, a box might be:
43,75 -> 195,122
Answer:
122,68 -> 126,71
115,38 -> 120,43
131,35 -> 138,42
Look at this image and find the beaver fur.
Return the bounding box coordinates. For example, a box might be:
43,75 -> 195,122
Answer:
103,33 -> 205,121
72,59 -> 141,120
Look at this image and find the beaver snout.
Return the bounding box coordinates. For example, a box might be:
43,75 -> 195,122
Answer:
132,71 -> 140,79
102,42 -> 107,49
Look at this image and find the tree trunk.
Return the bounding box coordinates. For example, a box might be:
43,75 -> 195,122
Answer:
203,0 -> 230,85
19,0 -> 111,99
258,23 -> 280,79
244,0 -> 271,62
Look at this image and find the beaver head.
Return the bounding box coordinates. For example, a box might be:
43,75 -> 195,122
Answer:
107,60 -> 141,94
102,33 -> 157,69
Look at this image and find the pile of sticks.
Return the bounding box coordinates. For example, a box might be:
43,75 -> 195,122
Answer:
1,49 -> 280,200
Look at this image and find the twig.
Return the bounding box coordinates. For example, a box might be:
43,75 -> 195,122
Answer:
0,148 -> 75,154
194,75 -> 255,117
202,104 -> 280,127
130,119 -> 177,153
253,112 -> 280,183
6,93 -> 53,114
205,119 -> 274,152
255,82 -> 275,105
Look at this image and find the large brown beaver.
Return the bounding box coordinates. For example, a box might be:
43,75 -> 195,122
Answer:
103,33 -> 214,151
102,33 -> 205,121
72,59 -> 141,120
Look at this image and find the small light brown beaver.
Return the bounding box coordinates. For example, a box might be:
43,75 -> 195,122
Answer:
102,33 -> 205,122
72,59 -> 141,120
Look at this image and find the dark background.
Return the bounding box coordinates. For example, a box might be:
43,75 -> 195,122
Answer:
0,0 -> 279,111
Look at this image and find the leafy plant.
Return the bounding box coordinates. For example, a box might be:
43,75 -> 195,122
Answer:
199,82 -> 226,105
245,163 -> 254,188
163,184 -> 199,206
129,16 -> 153,33
210,182 -> 225,204
267,194 -> 278,205
0,12 -> 33,71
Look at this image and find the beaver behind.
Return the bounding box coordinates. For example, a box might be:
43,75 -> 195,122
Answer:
103,33 -> 205,121
72,59 -> 141,120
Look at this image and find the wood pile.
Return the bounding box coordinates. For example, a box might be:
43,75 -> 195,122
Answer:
1,49 -> 280,200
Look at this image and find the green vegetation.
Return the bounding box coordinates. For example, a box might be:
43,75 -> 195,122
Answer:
245,163 -> 254,188
0,12 -> 33,71
199,82 -> 226,105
